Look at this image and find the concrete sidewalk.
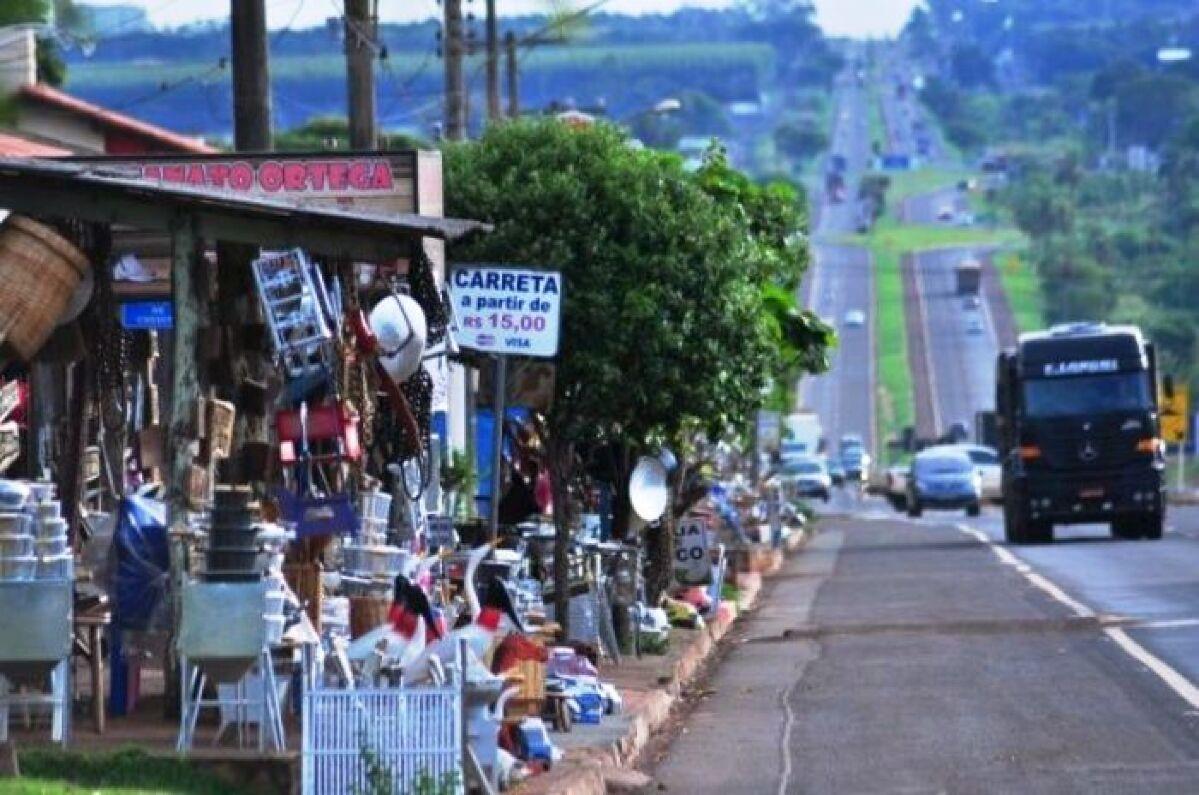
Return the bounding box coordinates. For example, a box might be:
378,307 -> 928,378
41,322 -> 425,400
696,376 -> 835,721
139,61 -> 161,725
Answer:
516,528 -> 808,794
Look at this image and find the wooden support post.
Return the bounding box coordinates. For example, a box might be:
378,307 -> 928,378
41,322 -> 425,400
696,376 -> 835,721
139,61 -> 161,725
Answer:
165,217 -> 204,719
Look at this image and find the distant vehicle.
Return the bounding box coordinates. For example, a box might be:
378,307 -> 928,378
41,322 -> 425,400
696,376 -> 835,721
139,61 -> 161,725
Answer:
885,464 -> 910,511
996,322 -> 1164,543
841,442 -> 872,482
967,316 -> 984,335
906,448 -> 982,518
946,422 -> 970,443
827,459 -> 846,486
955,259 -> 982,295
779,456 -> 832,503
936,204 -> 955,221
951,444 -> 1003,502
830,154 -> 848,173
843,309 -> 866,328
825,171 -> 846,203
782,412 -> 823,461
962,295 -> 981,310
839,434 -> 865,453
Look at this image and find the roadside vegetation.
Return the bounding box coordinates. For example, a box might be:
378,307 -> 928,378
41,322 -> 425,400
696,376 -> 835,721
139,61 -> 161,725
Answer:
0,748 -> 249,795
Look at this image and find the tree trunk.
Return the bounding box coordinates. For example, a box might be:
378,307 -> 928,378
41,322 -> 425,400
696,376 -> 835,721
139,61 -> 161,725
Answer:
547,436 -> 575,638
646,460 -> 689,603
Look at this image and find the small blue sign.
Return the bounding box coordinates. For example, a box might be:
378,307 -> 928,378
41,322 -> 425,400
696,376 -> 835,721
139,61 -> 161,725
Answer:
120,301 -> 173,330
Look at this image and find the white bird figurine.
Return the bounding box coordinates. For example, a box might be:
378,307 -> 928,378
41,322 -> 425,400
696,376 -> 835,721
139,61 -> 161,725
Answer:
403,543 -> 527,684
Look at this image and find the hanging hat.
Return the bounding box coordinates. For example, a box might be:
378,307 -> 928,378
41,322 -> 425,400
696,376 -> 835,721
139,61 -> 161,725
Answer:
369,293 -> 427,382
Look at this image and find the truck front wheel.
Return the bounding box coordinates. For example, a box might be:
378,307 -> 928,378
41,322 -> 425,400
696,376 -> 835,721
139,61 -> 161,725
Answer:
1140,514 -> 1163,541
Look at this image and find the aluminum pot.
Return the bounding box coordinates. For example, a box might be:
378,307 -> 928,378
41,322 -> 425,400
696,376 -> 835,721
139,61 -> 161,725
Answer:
0,512 -> 28,534
35,517 -> 67,540
35,553 -> 72,580
35,536 -> 68,557
0,480 -> 29,511
343,544 -> 406,577
0,555 -> 36,580
0,533 -> 32,557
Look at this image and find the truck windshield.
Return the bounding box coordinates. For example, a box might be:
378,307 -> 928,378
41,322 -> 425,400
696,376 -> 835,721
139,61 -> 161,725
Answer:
1023,373 -> 1152,418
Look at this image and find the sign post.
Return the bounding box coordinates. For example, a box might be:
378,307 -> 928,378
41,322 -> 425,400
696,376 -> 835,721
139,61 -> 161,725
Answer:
450,264 -> 563,538
1162,383 -> 1190,493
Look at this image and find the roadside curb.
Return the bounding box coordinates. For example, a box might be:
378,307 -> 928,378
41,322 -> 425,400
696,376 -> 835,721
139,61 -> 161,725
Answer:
515,528 -> 810,794
1169,490 -> 1199,507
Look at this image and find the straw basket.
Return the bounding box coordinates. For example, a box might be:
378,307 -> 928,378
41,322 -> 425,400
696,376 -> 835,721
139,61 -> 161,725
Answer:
0,216 -> 89,361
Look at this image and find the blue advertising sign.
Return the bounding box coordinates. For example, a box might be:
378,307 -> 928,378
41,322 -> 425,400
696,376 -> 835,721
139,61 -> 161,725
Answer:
120,301 -> 174,330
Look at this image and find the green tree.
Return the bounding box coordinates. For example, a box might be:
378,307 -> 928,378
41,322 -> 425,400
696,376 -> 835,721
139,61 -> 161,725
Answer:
444,120 -> 828,617
1007,174 -> 1075,238
0,0 -> 79,87
772,120 -> 827,163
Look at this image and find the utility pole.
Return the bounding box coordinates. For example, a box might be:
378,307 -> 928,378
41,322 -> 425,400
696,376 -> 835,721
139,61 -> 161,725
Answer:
230,0 -> 272,151
505,31 -> 519,118
443,0 -> 466,139
485,0 -> 501,121
345,0 -> 377,149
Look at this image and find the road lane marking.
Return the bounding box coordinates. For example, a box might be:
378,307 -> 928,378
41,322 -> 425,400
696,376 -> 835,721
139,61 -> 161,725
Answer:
956,523 -> 1199,711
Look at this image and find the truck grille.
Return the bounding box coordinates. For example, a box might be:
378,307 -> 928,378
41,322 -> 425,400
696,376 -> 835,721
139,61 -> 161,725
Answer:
1038,428 -> 1138,470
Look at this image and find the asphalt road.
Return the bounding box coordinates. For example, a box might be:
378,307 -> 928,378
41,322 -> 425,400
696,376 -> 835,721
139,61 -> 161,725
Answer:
802,71 -> 876,460
911,246 -> 999,437
642,512 -> 1199,793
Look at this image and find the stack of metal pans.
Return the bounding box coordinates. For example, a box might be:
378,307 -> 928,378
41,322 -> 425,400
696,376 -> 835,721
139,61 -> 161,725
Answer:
206,485 -> 262,582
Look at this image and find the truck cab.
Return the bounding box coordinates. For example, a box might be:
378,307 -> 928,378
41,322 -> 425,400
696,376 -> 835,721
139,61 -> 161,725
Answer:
995,323 -> 1165,543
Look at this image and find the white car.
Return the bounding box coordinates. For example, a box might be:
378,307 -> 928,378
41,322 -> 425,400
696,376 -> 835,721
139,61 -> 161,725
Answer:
938,443 -> 1002,502
779,456 -> 832,502
843,309 -> 866,328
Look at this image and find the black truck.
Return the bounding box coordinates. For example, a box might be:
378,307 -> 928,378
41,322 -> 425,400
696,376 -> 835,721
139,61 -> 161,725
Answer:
995,323 -> 1165,544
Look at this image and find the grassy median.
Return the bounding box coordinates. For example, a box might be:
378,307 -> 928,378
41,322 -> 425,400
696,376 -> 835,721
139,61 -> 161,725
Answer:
0,748 -> 250,795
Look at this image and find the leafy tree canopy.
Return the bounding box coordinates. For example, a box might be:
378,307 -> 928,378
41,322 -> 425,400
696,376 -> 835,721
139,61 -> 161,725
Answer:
444,119 -> 828,450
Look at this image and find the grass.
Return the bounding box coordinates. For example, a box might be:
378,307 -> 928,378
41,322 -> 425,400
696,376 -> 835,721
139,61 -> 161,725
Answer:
994,250 -> 1045,333
867,237 -> 912,463
1,749 -> 250,795
884,167 -> 972,211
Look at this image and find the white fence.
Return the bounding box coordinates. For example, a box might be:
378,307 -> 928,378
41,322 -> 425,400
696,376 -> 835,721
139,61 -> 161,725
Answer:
302,686 -> 463,794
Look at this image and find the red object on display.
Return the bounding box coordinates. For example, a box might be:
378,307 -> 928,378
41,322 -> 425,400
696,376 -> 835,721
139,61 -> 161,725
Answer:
275,401 -> 362,464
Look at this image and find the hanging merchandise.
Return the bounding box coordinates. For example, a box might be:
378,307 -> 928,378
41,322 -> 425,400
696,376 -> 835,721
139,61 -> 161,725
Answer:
368,292 -> 427,383
252,249 -> 336,393
272,401 -> 361,539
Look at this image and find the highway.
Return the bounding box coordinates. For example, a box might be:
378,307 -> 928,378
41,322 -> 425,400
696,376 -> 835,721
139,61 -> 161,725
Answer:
802,71 -> 876,459
642,49 -> 1199,794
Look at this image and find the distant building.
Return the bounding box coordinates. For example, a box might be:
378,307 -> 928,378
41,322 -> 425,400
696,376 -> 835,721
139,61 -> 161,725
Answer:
0,26 -> 212,154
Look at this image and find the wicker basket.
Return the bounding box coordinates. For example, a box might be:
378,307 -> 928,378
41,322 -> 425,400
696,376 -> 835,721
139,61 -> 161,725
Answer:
284,562 -> 324,632
0,216 -> 89,360
505,659 -> 547,718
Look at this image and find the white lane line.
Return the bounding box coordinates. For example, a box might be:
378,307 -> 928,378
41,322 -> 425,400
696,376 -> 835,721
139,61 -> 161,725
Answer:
956,524 -> 1199,711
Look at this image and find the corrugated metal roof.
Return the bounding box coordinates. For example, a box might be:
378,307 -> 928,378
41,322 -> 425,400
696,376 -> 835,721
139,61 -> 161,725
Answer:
0,131 -> 70,157
0,157 -> 489,258
20,84 -> 217,154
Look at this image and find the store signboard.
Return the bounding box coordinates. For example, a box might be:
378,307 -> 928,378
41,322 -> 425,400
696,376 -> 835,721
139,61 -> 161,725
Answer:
121,300 -> 174,330
450,265 -> 563,358
674,516 -> 713,585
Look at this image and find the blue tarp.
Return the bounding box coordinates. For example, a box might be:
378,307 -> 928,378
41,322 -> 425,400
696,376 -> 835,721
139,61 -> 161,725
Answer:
111,493 -> 170,632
